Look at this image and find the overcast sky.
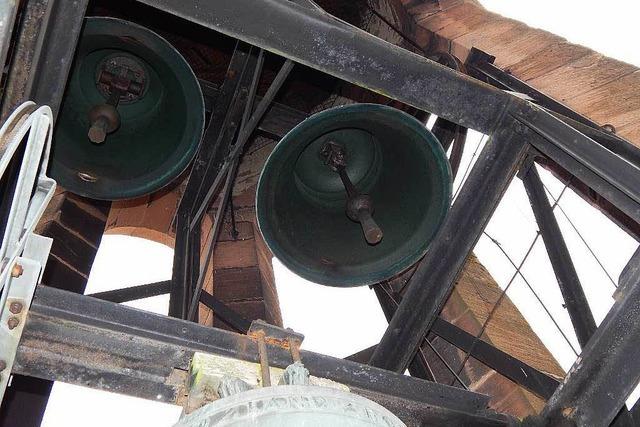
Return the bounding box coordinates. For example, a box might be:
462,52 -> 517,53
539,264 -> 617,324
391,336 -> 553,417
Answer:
42,1 -> 640,425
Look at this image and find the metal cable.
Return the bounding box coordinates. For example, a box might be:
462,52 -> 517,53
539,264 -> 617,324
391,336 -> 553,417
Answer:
482,231 -> 580,357
450,180 -> 577,384
452,134 -> 486,200
379,284 -> 469,389
424,337 -> 469,389
541,182 -> 619,289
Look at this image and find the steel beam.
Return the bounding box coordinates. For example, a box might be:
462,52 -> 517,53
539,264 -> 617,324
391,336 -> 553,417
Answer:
466,48 -> 600,130
467,49 -> 640,167
373,284 -> 437,382
1,0 -> 88,120
14,286 -> 513,427
522,163 -> 597,348
0,1 -> 19,75
541,249 -> 640,426
199,290 -> 251,334
519,107 -> 640,220
369,112 -> 528,373
430,318 -> 560,400
135,0 -> 513,134
88,281 -> 172,303
169,43 -> 256,318
198,79 -> 308,139
546,112 -> 640,168
372,283 -> 559,400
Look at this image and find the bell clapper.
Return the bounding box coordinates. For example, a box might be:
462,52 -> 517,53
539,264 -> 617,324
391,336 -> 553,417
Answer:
320,141 -> 384,245
87,56 -> 146,144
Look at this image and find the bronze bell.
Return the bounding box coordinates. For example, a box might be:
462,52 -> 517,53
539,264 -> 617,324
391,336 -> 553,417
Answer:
256,104 -> 452,287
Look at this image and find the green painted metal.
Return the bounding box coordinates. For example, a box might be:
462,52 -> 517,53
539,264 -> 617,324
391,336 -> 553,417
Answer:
256,104 -> 452,287
50,17 -> 204,200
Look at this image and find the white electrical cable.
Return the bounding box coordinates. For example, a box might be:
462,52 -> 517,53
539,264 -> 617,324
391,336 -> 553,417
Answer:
0,102 -> 56,299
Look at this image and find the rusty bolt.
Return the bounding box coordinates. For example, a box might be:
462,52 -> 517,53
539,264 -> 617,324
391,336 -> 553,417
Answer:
10,263 -> 23,278
0,360 -> 6,371
9,302 -> 23,314
7,317 -> 19,330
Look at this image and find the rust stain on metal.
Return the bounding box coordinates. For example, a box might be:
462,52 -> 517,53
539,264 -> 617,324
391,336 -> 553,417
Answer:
11,263 -> 23,278
248,331 -> 291,350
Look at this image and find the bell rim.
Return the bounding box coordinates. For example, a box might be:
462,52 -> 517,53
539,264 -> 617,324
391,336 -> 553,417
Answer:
256,103 -> 452,287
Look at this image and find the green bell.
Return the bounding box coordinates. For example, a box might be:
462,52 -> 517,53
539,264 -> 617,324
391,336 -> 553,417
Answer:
51,17 -> 204,200
256,104 -> 452,287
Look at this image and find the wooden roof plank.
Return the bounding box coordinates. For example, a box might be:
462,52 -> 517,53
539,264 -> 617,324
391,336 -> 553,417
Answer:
526,53 -> 637,102
508,41 -> 593,81
451,19 -> 520,53
417,2 -> 490,40
490,28 -> 562,70
564,70 -> 640,131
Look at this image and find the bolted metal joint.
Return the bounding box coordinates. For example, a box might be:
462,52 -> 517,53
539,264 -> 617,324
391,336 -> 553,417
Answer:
8,301 -> 23,314
7,317 -> 20,330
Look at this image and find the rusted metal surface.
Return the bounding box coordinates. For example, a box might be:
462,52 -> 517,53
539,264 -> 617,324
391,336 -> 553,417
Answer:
13,286 -> 513,426
135,0 -> 513,134
1,0 -> 88,120
248,319 -> 305,352
0,0 -> 50,122
541,247 -> 640,426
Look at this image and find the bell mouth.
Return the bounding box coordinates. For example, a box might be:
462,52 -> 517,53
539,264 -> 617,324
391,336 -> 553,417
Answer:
256,103 -> 452,287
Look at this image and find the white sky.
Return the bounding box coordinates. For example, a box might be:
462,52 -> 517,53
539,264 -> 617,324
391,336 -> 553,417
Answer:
41,1 -> 640,425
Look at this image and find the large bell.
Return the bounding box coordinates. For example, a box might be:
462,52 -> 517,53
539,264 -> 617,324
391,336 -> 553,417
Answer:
256,104 -> 452,287
51,17 -> 204,200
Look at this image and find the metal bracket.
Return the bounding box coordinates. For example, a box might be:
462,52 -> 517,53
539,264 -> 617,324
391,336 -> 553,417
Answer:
0,102 -> 56,401
0,234 -> 52,401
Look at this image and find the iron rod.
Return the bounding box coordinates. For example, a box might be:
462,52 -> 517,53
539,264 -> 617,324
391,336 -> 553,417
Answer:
190,59 -> 294,226
186,158 -> 239,322
199,290 -> 251,333
169,43 -> 255,318
88,281 -> 171,303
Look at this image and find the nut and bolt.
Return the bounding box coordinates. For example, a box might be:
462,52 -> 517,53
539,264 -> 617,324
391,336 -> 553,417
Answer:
11,263 -> 23,278
7,317 -> 20,330
9,302 -> 23,314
